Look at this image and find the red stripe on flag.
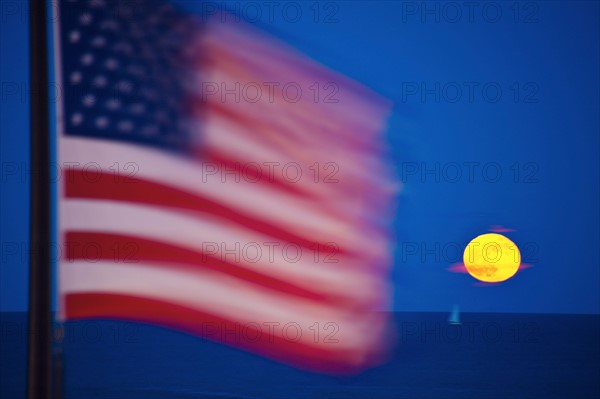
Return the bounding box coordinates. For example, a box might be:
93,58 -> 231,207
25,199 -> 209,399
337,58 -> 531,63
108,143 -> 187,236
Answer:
64,169 -> 342,255
64,292 -> 384,374
63,231 -> 359,306
200,44 -> 386,149
201,146 -> 311,198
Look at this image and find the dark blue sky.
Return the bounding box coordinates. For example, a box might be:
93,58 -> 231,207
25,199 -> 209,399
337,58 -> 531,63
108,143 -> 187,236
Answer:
1,1 -> 598,313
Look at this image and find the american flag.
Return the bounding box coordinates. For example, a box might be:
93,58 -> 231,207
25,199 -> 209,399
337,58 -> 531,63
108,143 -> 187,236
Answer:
56,0 -> 397,373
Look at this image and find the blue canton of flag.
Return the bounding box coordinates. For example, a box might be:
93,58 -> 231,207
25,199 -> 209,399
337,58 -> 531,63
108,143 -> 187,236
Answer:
59,0 -> 200,152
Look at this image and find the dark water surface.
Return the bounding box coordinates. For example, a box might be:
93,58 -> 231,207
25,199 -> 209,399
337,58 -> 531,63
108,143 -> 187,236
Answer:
2,312 -> 599,398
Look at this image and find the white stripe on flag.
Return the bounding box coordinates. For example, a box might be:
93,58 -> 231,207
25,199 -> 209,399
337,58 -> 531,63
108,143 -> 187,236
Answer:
60,199 -> 389,306
60,136 -> 389,258
60,261 -> 387,351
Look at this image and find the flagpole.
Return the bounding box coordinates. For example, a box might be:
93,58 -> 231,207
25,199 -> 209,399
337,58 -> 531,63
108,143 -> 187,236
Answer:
27,0 -> 52,398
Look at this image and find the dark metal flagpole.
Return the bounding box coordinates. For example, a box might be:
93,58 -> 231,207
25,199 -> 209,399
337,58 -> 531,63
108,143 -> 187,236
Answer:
27,0 -> 52,398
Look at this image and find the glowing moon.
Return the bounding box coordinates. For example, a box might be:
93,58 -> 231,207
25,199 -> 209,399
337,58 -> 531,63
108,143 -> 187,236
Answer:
463,233 -> 521,283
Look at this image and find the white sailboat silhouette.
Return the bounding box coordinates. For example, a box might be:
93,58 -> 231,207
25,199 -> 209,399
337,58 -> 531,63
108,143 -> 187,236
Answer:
448,304 -> 461,325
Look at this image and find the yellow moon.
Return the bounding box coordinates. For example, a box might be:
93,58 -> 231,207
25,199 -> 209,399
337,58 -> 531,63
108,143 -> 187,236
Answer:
463,233 -> 521,283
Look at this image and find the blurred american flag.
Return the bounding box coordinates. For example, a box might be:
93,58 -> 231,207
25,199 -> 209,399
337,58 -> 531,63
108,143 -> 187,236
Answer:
56,0 -> 397,373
